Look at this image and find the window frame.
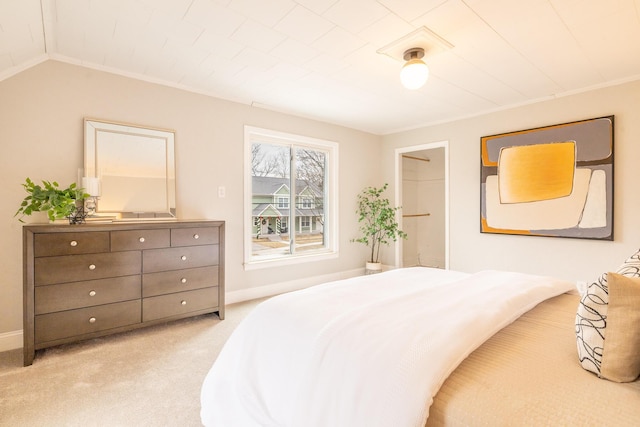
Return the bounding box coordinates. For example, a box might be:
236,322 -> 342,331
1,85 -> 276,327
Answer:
244,126 -> 339,269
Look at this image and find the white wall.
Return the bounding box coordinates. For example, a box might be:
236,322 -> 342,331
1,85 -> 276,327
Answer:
383,80 -> 640,283
0,60 -> 380,346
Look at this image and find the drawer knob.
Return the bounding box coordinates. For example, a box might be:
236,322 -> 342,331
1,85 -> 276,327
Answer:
181,255 -> 187,261
181,300 -> 187,306
89,317 -> 96,324
70,240 -> 78,247
193,234 -> 200,240
139,237 -> 146,243
89,290 -> 97,297
181,278 -> 187,284
89,264 -> 96,270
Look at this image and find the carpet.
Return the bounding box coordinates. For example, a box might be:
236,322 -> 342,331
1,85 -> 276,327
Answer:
0,298 -> 264,426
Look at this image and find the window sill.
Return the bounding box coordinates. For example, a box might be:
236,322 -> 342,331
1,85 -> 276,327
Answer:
243,250 -> 338,271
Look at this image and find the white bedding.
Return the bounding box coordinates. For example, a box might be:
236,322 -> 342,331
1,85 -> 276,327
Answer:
200,267 -> 573,427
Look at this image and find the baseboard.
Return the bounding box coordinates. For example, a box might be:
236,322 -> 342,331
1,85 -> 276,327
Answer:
0,330 -> 23,352
226,268 -> 364,304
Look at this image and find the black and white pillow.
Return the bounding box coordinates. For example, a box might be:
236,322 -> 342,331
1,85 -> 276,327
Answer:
575,249 -> 640,377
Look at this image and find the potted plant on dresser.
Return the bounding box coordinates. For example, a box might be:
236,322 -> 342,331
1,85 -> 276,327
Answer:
15,178 -> 89,224
352,183 -> 407,274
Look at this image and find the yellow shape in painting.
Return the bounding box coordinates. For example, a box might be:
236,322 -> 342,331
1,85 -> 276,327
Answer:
498,141 -> 576,204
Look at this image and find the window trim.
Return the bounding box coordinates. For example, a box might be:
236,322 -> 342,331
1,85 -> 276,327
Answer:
244,126 -> 339,270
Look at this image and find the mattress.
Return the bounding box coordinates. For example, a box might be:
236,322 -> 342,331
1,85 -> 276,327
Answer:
426,293 -> 640,426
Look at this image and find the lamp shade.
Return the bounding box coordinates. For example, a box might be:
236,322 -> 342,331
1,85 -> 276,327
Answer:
400,58 -> 429,90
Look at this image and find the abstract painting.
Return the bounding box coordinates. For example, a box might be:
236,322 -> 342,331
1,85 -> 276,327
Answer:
480,116 -> 614,240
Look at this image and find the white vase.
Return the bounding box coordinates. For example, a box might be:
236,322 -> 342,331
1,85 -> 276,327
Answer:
26,211 -> 49,224
49,218 -> 70,224
365,262 -> 382,275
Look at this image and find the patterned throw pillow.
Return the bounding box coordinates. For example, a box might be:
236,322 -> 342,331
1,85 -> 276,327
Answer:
575,248 -> 640,378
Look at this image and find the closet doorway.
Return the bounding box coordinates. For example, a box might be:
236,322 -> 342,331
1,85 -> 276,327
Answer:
394,141 -> 449,269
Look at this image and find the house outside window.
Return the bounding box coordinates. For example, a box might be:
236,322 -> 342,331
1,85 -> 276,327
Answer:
244,126 -> 338,268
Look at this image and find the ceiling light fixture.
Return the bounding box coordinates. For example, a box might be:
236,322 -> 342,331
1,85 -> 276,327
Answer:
400,47 -> 429,90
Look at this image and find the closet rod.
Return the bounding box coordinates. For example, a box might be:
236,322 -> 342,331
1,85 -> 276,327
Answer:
402,155 -> 430,162
403,213 -> 431,218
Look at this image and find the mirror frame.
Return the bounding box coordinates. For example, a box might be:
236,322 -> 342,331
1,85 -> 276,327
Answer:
84,118 -> 176,219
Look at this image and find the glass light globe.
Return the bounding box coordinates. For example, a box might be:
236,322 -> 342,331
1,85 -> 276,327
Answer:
400,59 -> 429,90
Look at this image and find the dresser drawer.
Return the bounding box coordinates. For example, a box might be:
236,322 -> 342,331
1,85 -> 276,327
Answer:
143,266 -> 219,297
34,300 -> 141,345
142,287 -> 218,322
34,232 -> 110,257
171,226 -> 219,247
143,245 -> 218,273
35,275 -> 141,315
35,251 -> 142,286
111,229 -> 170,251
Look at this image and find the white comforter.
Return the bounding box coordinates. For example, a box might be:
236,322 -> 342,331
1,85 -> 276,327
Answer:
201,267 -> 573,427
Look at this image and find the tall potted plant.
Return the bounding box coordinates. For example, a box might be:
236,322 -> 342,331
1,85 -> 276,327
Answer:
15,178 -> 88,224
353,183 -> 407,273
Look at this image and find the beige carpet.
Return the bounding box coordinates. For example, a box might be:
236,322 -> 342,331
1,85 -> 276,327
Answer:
0,298 -> 264,427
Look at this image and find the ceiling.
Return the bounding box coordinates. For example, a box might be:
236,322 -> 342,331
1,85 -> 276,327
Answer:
1,0 -> 640,135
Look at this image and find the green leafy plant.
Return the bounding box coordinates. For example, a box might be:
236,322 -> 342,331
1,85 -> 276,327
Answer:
15,178 -> 88,223
352,183 -> 407,263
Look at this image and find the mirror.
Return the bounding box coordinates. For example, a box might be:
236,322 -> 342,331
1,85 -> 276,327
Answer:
84,118 -> 176,219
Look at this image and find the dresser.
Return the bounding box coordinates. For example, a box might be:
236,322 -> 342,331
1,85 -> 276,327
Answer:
22,220 -> 224,366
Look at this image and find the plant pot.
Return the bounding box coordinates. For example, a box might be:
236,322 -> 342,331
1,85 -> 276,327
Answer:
25,211 -> 49,224
49,219 -> 70,224
365,262 -> 382,275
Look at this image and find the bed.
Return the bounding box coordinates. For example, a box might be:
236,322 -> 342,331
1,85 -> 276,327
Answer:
200,265 -> 640,426
426,292 -> 640,426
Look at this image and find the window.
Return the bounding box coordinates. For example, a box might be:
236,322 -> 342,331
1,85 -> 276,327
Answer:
299,197 -> 314,209
244,126 -> 338,267
277,197 -> 289,209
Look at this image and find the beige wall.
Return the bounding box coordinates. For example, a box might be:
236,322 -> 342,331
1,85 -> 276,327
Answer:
0,60 -> 381,340
382,80 -> 640,282
3,59 -> 639,347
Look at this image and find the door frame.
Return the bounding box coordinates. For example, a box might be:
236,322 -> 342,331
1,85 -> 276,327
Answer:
394,140 -> 450,269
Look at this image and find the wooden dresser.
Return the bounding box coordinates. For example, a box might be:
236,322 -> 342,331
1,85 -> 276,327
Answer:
22,220 -> 224,366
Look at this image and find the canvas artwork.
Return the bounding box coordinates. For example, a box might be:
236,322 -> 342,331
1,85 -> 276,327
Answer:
480,116 -> 614,240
